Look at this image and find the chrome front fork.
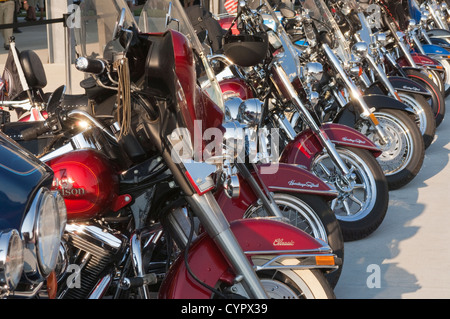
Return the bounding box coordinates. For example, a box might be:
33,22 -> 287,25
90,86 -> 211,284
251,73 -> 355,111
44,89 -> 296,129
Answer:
364,50 -> 400,99
321,44 -> 389,145
272,61 -> 354,180
125,192 -> 269,299
185,192 -> 269,299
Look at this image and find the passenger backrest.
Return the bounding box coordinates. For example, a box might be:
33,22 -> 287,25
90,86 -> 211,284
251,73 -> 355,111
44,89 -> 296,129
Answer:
19,50 -> 47,90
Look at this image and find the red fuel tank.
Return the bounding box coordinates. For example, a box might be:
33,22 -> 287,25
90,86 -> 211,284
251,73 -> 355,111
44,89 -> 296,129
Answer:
45,149 -> 119,221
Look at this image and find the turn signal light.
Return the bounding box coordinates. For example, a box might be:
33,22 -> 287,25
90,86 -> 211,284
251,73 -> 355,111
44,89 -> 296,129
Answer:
369,113 -> 380,126
46,271 -> 57,299
315,255 -> 335,266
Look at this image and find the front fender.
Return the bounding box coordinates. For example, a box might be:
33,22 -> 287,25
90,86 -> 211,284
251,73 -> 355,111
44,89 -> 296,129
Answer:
427,28 -> 450,40
430,37 -> 450,49
397,53 -> 443,70
215,163 -> 337,221
339,94 -> 414,116
365,77 -> 430,96
421,44 -> 450,56
411,52 -> 443,69
253,163 -> 338,198
279,123 -> 381,169
420,44 -> 450,63
333,94 -> 415,138
359,94 -> 415,114
158,218 -> 334,299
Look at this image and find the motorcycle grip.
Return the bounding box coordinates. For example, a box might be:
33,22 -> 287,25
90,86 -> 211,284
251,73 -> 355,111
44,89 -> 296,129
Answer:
75,57 -> 105,74
21,121 -> 49,141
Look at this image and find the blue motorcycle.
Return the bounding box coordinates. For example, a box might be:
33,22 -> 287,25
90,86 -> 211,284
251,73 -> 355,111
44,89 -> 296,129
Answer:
407,0 -> 450,96
0,127 -> 66,298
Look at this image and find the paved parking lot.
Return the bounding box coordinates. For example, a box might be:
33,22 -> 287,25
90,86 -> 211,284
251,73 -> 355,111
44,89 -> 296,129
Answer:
334,109 -> 450,299
2,20 -> 450,299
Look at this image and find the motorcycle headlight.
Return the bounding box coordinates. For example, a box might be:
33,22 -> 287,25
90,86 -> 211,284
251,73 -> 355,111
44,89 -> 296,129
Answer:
376,33 -> 387,46
351,42 -> 369,59
304,62 -> 324,82
52,191 -> 67,238
36,190 -> 61,276
421,10 -> 430,22
21,188 -> 61,281
238,98 -> 264,126
0,229 -> 24,291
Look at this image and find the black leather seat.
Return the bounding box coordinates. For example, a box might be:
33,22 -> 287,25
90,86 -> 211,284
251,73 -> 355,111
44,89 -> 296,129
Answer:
60,94 -> 91,114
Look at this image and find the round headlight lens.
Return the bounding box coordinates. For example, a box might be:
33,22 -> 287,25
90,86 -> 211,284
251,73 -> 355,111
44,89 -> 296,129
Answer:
36,190 -> 61,276
0,229 -> 24,290
53,191 -> 67,237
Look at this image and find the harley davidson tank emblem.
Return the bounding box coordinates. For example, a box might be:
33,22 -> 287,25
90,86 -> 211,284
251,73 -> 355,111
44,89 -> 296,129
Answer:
53,177 -> 86,197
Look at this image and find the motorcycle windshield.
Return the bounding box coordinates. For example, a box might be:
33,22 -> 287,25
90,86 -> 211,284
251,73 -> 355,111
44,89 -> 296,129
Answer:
261,0 -> 302,83
261,0 -> 301,82
299,0 -> 352,63
138,0 -> 224,111
343,0 -> 373,46
408,0 -> 423,22
74,0 -> 138,60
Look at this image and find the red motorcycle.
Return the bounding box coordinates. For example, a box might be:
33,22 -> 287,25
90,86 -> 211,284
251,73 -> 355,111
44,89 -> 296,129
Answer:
139,0 -> 344,289
374,0 -> 447,127
2,0 -> 339,299
201,1 -> 389,242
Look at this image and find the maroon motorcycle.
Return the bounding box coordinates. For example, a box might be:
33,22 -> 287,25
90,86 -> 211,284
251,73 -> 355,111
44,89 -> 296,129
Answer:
205,1 -> 389,242
1,0 -> 339,299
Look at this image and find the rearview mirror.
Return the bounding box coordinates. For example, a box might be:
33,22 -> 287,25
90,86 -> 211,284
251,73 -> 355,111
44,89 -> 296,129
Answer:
112,8 -> 126,41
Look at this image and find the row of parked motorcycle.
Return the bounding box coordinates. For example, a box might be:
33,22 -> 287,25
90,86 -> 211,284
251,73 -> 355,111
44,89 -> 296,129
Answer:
0,0 -> 448,299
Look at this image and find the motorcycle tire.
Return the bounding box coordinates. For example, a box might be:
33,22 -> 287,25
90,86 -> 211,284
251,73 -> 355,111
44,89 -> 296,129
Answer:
431,59 -> 450,97
310,147 -> 389,242
244,193 -> 344,288
364,108 -> 425,190
404,68 -> 446,127
252,258 -> 336,299
426,68 -> 446,97
396,92 -> 436,149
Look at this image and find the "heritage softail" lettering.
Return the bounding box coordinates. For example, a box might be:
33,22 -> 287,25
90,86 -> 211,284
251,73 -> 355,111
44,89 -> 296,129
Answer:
288,180 -> 319,188
342,137 -> 367,144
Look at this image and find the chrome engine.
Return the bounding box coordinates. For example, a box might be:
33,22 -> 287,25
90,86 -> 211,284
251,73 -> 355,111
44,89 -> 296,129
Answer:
56,223 -> 127,299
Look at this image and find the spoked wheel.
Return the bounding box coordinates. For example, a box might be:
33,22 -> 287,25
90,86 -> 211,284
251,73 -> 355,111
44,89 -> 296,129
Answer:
358,108 -> 425,190
217,258 -> 336,299
404,68 -> 446,127
257,268 -> 335,299
396,92 -> 436,149
244,193 -> 344,287
310,147 -> 389,241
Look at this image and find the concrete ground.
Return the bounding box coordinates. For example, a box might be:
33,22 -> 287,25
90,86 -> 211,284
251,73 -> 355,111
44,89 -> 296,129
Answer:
2,19 -> 450,299
334,119 -> 450,299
